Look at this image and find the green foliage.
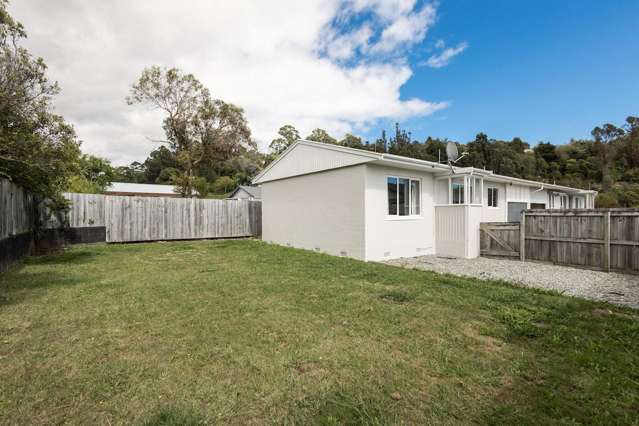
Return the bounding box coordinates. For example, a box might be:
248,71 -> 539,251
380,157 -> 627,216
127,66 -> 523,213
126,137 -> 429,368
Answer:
596,192 -> 619,208
269,124 -> 299,155
306,128 -> 338,145
211,175 -> 235,194
67,154 -> 114,193
0,0 -> 81,203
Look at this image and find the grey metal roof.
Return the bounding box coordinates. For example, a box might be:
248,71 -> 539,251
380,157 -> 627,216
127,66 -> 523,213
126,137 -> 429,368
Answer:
105,182 -> 177,195
229,185 -> 261,198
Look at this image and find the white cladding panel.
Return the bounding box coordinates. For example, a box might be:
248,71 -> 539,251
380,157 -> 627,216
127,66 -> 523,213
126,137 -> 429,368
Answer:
256,143 -> 373,183
505,183 -> 531,203
364,164 -> 436,261
435,179 -> 448,204
530,189 -> 549,205
434,205 -> 467,258
482,181 -> 507,222
261,165 -> 366,259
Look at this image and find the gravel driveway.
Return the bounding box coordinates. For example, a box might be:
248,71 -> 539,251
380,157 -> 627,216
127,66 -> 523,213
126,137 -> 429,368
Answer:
383,256 -> 639,309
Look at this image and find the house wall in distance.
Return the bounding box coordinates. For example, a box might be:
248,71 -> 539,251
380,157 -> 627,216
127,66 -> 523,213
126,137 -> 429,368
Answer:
261,165 -> 366,260
364,164 -> 436,261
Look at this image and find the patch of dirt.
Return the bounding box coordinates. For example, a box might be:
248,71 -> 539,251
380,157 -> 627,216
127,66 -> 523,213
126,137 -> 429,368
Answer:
462,325 -> 505,354
292,362 -> 327,378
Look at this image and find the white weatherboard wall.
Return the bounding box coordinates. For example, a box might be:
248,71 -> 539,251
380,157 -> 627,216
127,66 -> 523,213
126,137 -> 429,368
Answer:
482,181 -> 507,222
261,165 -> 366,259
434,205 -> 482,259
530,188 -> 549,206
434,205 -> 467,258
505,183 -> 531,203
364,164 -> 435,261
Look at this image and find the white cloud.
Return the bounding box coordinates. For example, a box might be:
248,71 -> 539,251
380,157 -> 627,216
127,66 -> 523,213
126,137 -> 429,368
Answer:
370,3 -> 437,53
10,0 -> 447,165
423,41 -> 469,68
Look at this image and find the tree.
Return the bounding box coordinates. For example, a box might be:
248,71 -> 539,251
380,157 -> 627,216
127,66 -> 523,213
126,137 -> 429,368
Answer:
126,66 -> 254,197
143,146 -> 179,183
212,176 -> 235,194
67,154 -> 114,193
306,128 -> 337,145
269,124 -> 300,154
340,133 -> 364,149
592,123 -> 624,189
0,0 -> 81,205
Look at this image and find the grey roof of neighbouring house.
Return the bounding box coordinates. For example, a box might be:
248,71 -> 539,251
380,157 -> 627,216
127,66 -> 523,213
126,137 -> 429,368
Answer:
229,185 -> 261,199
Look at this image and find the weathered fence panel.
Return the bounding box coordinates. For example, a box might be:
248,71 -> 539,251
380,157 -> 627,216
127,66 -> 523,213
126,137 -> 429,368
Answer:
0,179 -> 36,271
481,209 -> 639,274
522,209 -> 639,273
480,222 -> 520,257
105,196 -> 261,243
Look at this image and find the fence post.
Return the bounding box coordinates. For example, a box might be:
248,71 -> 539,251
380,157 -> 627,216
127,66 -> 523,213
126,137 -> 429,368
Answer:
603,210 -> 611,272
520,211 -> 526,262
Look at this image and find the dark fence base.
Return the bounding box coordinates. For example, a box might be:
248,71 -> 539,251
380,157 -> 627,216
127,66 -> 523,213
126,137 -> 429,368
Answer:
0,226 -> 106,272
65,226 -> 106,244
0,232 -> 34,273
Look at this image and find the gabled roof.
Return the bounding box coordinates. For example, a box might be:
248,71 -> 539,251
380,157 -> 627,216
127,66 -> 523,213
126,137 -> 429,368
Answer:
105,182 -> 177,195
229,185 -> 261,198
252,140 -> 381,184
253,140 -> 596,194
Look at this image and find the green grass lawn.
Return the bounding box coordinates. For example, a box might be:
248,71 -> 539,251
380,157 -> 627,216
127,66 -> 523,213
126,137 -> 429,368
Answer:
1,240 -> 638,425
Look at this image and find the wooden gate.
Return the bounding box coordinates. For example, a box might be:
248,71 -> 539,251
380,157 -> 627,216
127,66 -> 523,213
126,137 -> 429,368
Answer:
480,222 -> 520,257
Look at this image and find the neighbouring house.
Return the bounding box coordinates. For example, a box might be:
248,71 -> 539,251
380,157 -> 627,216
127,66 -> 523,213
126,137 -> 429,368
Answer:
228,185 -> 261,200
104,182 -> 179,197
252,140 -> 597,261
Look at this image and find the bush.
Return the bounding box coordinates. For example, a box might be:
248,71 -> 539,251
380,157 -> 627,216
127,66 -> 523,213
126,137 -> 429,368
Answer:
595,192 -> 619,208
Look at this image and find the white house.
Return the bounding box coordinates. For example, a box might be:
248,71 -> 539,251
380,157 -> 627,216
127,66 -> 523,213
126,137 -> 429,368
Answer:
252,140 -> 596,261
228,185 -> 261,200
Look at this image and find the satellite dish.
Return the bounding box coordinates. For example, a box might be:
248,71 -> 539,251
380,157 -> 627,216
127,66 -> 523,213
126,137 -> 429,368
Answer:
446,142 -> 459,162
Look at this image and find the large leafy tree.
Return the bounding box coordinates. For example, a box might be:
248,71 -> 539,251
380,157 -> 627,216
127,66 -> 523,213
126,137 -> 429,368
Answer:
126,66 -> 255,197
0,0 -> 81,204
269,124 -> 300,155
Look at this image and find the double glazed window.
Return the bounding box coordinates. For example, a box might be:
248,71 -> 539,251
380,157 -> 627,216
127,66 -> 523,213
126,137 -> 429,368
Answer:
387,177 -> 420,216
487,187 -> 499,207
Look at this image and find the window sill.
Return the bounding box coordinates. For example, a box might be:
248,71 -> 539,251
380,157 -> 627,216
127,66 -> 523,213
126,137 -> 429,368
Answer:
385,215 -> 424,221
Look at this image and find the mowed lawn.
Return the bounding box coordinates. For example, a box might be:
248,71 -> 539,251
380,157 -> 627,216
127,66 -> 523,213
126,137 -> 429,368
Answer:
1,240 -> 638,425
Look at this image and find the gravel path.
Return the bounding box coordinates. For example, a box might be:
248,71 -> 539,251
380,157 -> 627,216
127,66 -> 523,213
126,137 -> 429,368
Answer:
383,256 -> 639,309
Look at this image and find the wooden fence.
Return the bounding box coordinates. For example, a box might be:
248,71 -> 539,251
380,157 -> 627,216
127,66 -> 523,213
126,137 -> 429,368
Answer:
479,222 -> 520,258
1,177 -> 262,271
0,179 -> 36,271
480,209 -> 639,273
105,196 -> 262,243
0,179 -> 35,241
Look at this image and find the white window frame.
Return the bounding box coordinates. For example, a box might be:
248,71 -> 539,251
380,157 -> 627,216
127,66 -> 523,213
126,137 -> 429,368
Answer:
386,175 -> 422,219
487,187 -> 499,208
436,175 -> 484,206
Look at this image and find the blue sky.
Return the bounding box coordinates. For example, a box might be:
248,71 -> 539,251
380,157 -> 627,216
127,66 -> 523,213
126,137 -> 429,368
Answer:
366,0 -> 639,146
